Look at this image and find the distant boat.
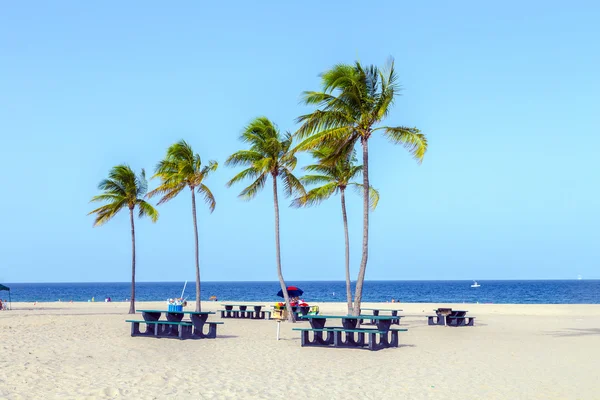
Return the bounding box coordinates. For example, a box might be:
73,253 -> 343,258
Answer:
577,275 -> 582,280
471,281 -> 481,288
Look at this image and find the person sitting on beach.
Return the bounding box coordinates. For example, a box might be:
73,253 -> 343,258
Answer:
0,299 -> 3,311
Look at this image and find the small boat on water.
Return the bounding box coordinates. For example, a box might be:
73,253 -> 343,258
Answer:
471,281 -> 481,288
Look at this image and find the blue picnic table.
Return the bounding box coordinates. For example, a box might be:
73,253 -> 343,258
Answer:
127,309 -> 222,339
220,304 -> 270,319
297,314 -> 405,350
428,308 -> 476,327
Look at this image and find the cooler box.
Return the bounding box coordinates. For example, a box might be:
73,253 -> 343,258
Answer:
168,304 -> 183,312
272,308 -> 288,320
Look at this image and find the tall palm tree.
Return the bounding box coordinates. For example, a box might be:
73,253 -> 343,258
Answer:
88,165 -> 158,314
295,58 -> 428,315
147,140 -> 217,312
226,117 -> 305,322
292,148 -> 379,314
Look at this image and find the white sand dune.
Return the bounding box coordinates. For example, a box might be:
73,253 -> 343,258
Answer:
1,301 -> 599,399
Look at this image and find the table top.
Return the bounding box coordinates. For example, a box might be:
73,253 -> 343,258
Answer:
361,308 -> 403,312
221,304 -> 265,307
302,314 -> 399,320
137,309 -> 215,315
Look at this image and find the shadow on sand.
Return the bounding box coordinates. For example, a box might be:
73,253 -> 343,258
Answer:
546,328 -> 600,338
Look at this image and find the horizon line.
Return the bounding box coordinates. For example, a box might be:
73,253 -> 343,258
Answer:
3,278 -> 597,285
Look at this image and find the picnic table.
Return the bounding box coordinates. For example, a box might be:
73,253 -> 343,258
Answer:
296,314 -> 406,351
428,308 -> 476,327
126,309 -> 223,339
360,308 -> 403,325
219,304 -> 270,319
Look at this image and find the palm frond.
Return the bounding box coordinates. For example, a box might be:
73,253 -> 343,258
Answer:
225,150 -> 264,167
136,199 -> 159,222
291,182 -> 338,208
152,140 -> 217,205
299,174 -> 335,186
197,184 -> 216,213
349,183 -> 380,210
147,182 -> 186,205
226,167 -> 261,188
89,165 -> 155,226
279,168 -> 305,198
238,173 -> 268,200
88,201 -> 127,226
377,126 -> 428,163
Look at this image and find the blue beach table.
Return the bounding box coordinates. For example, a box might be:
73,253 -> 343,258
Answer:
127,309 -> 221,339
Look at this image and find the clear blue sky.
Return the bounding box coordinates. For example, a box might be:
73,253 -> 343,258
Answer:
1,1 -> 598,283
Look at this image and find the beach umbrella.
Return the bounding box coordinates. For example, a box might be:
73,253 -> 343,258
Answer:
277,286 -> 303,298
0,284 -> 11,310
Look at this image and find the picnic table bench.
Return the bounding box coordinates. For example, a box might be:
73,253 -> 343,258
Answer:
128,309 -> 223,339
297,314 -> 407,351
428,308 -> 476,327
219,304 -> 271,320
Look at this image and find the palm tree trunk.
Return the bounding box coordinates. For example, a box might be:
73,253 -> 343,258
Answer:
128,207 -> 136,314
340,188 -> 353,314
272,174 -> 295,322
353,137 -> 370,316
191,189 -> 201,312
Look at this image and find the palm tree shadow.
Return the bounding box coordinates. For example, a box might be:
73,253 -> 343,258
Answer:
547,328 -> 600,337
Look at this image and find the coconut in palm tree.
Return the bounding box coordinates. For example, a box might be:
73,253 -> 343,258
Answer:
292,147 -> 379,314
148,140 -> 217,312
226,117 -> 305,322
88,165 -> 158,314
295,58 -> 427,315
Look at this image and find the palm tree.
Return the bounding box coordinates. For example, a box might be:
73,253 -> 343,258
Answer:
226,117 -> 305,322
88,165 -> 158,314
292,148 -> 379,314
147,140 -> 217,312
295,58 -> 427,315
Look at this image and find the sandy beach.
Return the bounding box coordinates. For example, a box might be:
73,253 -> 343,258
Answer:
1,301 -> 599,400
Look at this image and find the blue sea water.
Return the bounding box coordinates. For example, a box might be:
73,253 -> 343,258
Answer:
2,280 -> 599,304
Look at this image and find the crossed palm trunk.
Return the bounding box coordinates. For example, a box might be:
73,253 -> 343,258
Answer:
272,175 -> 295,322
129,207 -> 136,314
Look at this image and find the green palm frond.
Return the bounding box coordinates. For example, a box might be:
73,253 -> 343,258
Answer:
291,182 -> 338,208
227,117 -> 302,200
349,183 -> 380,210
295,57 -> 426,165
88,201 -> 127,226
150,140 -> 217,209
376,126 -> 428,163
136,199 -> 159,222
293,126 -> 356,153
197,184 -> 216,213
239,173 -> 268,200
279,168 -> 306,198
224,150 -> 263,167
299,174 -> 335,186
89,164 -> 157,226
226,167 -> 261,188
294,145 -> 369,208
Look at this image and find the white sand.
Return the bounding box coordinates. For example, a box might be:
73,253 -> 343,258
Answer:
1,301 -> 599,399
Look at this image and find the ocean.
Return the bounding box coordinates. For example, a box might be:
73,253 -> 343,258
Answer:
2,280 -> 599,304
